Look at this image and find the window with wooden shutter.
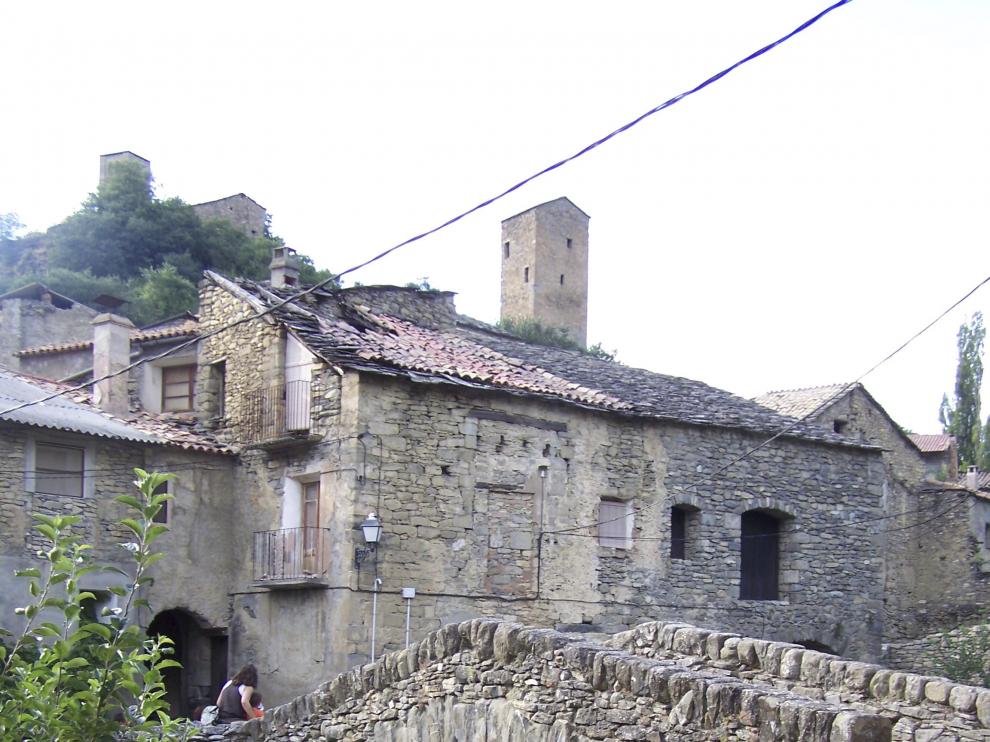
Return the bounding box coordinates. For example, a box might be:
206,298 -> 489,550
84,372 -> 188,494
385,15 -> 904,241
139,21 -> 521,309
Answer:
162,364 -> 196,412
35,442 -> 85,497
598,499 -> 633,549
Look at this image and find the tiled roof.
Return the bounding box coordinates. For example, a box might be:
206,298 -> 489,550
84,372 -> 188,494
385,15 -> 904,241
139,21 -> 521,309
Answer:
14,320 -> 200,358
909,434 -> 955,453
0,369 -> 231,455
752,384 -> 851,420
210,274 -> 868,448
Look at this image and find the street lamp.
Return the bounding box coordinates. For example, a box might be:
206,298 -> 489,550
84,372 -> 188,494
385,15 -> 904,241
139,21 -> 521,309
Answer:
355,512 -> 382,567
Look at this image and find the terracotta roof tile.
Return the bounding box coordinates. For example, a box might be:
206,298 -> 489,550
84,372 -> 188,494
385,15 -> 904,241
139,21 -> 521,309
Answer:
909,434 -> 955,453
214,275 -> 868,448
14,320 -> 200,357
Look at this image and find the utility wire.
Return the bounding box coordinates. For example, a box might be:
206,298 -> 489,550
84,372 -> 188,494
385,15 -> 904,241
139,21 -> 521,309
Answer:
545,272 -> 990,538
0,0 -> 855,419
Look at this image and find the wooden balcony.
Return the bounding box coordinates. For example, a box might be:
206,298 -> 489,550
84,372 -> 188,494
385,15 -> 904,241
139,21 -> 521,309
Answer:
239,380 -> 319,447
252,527 -> 331,589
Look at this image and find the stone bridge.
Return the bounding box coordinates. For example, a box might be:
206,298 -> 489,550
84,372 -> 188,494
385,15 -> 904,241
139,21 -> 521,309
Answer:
209,619 -> 990,741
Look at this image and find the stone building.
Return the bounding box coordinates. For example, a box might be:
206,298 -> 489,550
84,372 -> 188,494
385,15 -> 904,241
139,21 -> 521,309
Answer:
754,383 -> 990,674
184,199 -> 890,705
0,283 -> 98,374
191,193 -> 268,238
0,366 -> 235,716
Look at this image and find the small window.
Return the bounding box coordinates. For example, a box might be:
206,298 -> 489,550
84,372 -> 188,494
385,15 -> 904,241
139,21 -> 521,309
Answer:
671,507 -> 687,560
81,591 -> 119,624
162,364 -> 196,412
35,442 -> 84,497
566,238 -> 573,249
503,242 -> 510,259
740,510 -> 781,600
152,480 -> 169,524
598,499 -> 633,549
209,361 -> 226,420
560,274 -> 564,285
524,266 -> 530,283
984,522 -> 990,549
833,419 -> 847,434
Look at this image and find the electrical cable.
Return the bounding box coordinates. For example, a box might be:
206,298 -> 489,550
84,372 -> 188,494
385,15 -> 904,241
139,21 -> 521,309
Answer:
0,0 -> 856,419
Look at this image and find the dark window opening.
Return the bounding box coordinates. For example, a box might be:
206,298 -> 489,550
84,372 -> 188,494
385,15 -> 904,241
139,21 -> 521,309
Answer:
524,266 -> 529,283
984,522 -> 990,548
504,242 -> 510,259
671,507 -> 687,560
152,480 -> 169,524
566,238 -> 573,249
833,419 -> 848,434
560,274 -> 565,285
740,510 -> 780,600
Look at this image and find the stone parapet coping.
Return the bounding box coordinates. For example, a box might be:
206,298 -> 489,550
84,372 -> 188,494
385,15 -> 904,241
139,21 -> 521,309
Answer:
213,618 -> 898,741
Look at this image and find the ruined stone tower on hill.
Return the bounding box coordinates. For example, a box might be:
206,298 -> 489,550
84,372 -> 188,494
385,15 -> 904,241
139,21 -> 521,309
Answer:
500,197 -> 589,346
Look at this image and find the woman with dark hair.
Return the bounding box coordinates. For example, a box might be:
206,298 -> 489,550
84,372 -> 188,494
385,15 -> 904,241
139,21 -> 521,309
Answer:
216,664 -> 259,723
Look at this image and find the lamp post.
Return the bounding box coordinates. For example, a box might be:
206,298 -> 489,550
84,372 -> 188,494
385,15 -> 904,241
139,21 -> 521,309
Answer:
355,512 -> 384,662
355,512 -> 382,567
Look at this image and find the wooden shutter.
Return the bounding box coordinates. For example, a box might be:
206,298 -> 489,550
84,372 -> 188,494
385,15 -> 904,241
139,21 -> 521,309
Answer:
598,500 -> 632,549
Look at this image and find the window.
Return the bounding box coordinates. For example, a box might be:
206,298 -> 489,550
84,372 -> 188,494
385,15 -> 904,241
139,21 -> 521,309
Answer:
560,274 -> 565,286
671,507 -> 687,559
566,238 -> 573,249
210,361 -> 226,420
598,499 -> 633,549
80,591 -> 118,624
740,510 -> 780,600
162,364 -> 196,412
833,419 -> 848,434
503,241 -> 510,259
35,442 -> 84,497
152,480 -> 169,524
524,266 -> 530,283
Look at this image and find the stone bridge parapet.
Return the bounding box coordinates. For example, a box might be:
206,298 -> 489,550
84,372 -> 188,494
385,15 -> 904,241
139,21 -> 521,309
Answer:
205,619 -> 990,741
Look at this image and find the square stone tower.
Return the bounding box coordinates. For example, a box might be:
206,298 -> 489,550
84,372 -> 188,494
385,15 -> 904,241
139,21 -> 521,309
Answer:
500,197 -> 589,346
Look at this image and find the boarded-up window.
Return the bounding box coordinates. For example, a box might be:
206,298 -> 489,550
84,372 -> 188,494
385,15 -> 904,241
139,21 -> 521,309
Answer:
35,442 -> 84,497
740,510 -> 780,600
670,506 -> 687,560
598,499 -> 633,549
162,365 -> 196,412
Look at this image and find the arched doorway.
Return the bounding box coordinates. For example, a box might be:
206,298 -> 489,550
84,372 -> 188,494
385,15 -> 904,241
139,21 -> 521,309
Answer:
148,609 -> 227,719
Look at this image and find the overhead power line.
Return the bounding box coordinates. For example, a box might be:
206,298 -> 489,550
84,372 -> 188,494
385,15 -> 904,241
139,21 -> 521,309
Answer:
0,0 -> 855,418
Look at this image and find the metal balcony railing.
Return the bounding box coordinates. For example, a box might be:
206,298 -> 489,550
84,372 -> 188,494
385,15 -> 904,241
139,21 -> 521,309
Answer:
253,527 -> 331,584
240,380 -> 313,443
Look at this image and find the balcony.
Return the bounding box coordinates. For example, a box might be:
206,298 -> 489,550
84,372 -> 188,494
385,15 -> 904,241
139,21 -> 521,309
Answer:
252,527 -> 331,589
239,380 -> 318,447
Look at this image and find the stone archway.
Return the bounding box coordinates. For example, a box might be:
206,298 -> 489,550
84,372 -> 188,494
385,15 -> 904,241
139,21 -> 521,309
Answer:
148,609 -> 227,719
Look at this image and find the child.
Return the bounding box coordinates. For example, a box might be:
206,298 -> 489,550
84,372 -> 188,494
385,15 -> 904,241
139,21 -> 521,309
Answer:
249,691 -> 264,719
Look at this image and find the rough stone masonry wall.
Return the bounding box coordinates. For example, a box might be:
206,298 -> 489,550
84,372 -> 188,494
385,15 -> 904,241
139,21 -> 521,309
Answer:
207,619 -> 911,742
346,374 -> 885,667
0,296 -> 97,373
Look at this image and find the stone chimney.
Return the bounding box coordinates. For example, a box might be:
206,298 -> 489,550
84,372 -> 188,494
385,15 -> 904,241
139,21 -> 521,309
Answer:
500,197 -> 590,347
967,465 -> 979,491
270,246 -> 301,288
91,313 -> 134,416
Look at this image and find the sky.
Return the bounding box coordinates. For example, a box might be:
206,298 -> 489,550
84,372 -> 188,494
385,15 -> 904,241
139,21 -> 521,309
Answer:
1,0 -> 988,434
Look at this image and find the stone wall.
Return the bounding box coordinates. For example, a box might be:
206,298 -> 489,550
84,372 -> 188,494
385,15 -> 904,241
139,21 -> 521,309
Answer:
341,286 -> 457,329
0,296 -> 97,373
203,618 -> 990,742
884,622 -> 990,684
192,194 -> 267,237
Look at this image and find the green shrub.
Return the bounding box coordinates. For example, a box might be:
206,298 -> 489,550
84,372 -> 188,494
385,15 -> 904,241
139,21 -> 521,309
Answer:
0,469 -> 188,740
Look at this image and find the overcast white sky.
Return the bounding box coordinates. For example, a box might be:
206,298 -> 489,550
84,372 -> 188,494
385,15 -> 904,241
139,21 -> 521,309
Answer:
2,0 -> 988,434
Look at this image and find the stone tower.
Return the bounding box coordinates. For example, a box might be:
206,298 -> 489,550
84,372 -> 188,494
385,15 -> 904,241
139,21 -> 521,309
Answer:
99,151 -> 151,184
500,197 -> 589,347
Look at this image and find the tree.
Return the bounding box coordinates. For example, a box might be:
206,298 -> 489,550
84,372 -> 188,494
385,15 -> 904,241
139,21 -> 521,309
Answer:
128,263 -> 200,326
497,316 -> 617,362
940,313 -> 985,469
0,470 -> 185,740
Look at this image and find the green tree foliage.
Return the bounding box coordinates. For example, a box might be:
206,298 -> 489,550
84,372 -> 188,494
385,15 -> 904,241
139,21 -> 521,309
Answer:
0,470 -> 186,740
0,161 -> 334,325
497,316 -> 617,362
940,313 -> 986,469
930,622 -> 990,687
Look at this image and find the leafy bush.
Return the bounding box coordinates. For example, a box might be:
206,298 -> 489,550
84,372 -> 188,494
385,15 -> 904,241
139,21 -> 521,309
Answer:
0,469 -> 188,740
497,316 -> 617,362
930,622 -> 990,687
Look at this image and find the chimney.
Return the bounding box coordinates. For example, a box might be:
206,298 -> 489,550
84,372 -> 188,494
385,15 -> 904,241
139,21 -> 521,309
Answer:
967,465 -> 979,491
91,313 -> 134,416
500,197 -> 590,347
270,246 -> 300,288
